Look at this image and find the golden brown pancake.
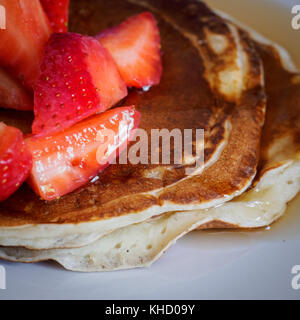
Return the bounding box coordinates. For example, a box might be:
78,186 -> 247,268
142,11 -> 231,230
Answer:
0,0 -> 265,249
1,33 -> 299,272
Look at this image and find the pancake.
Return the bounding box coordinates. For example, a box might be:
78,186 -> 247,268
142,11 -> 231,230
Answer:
0,0 -> 265,249
2,28 -> 299,271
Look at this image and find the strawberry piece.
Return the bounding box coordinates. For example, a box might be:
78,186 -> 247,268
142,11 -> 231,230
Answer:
40,0 -> 70,33
96,12 -> 162,88
27,106 -> 140,201
0,67 -> 33,111
0,0 -> 52,88
32,33 -> 128,137
0,123 -> 32,202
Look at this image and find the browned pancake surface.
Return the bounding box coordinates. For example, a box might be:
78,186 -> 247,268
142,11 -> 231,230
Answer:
0,0 -> 265,226
256,44 -> 300,167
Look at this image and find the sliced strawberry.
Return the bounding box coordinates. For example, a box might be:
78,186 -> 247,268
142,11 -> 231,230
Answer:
0,123 -> 32,202
96,12 -> 162,88
27,106 -> 140,201
32,33 -> 128,137
0,0 -> 52,88
0,67 -> 33,111
40,0 -> 70,33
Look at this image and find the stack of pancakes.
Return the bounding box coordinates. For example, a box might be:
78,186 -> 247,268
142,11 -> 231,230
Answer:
0,0 -> 299,271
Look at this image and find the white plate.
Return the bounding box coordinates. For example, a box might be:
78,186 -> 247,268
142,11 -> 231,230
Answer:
1,0 -> 300,300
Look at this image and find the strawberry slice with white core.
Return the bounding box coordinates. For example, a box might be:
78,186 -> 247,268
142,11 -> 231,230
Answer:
26,106 -> 140,201
0,0 -> 52,88
0,123 -> 32,202
96,12 -> 162,88
32,33 -> 128,137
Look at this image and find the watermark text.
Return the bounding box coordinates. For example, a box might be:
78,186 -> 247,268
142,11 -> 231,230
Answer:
291,5 -> 300,30
96,126 -> 205,176
0,265 -> 5,289
291,265 -> 300,290
0,5 -> 5,30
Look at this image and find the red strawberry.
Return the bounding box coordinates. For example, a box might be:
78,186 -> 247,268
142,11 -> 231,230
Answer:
96,12 -> 162,88
0,0 -> 52,88
32,33 -> 128,137
27,106 -> 140,201
0,67 -> 33,111
0,123 -> 32,202
40,0 -> 70,33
